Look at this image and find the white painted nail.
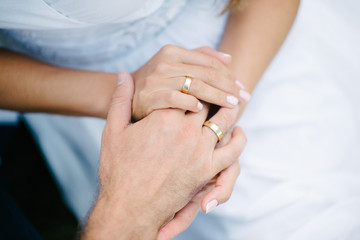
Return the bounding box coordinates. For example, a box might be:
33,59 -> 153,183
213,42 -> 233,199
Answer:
197,102 -> 203,110
239,90 -> 251,102
226,95 -> 239,106
117,72 -> 126,85
235,80 -> 245,89
223,53 -> 232,59
206,199 -> 218,214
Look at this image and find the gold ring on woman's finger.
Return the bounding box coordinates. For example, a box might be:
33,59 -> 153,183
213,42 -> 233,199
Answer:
203,120 -> 224,142
181,76 -> 193,94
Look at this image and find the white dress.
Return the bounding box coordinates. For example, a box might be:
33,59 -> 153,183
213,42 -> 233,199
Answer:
1,0 -> 359,239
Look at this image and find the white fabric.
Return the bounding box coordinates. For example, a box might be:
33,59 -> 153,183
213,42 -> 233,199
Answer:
0,0 -> 164,29
42,0 -> 164,24
1,0 -> 359,239
176,1 -> 360,239
0,0 -> 187,68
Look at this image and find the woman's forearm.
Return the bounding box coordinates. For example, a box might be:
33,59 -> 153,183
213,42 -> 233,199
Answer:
218,0 -> 300,117
0,49 -> 117,118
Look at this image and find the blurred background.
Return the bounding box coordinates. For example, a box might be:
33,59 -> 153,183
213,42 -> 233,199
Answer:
0,118 -> 78,239
0,0 -> 359,239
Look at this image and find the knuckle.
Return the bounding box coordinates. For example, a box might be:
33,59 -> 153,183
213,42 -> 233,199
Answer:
227,72 -> 236,82
141,76 -> 157,90
137,88 -> 147,100
153,109 -> 175,125
238,129 -> 247,145
160,44 -> 177,55
208,57 -> 221,69
179,122 -> 198,143
202,45 -> 212,51
189,96 -> 200,110
155,61 -> 171,73
166,91 -> 179,104
143,76 -> 155,86
219,111 -> 235,130
205,68 -> 219,82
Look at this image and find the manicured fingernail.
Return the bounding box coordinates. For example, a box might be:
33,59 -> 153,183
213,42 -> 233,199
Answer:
206,199 -> 218,214
239,90 -> 251,102
235,80 -> 245,89
117,72 -> 126,85
222,53 -> 232,59
226,95 -> 239,106
197,102 -> 203,110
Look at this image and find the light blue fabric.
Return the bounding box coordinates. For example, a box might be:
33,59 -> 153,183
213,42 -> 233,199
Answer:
1,0 -> 360,239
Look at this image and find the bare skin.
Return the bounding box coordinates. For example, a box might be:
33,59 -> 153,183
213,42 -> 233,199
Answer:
0,48 -> 117,118
131,45 -> 250,120
83,73 -> 246,240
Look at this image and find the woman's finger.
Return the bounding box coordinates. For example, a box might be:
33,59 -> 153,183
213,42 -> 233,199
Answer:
193,47 -> 246,90
194,46 -> 232,65
202,106 -> 239,145
201,161 -> 241,214
147,89 -> 203,113
159,45 -> 233,78
176,76 -> 240,109
149,75 -> 240,109
155,45 -> 239,96
171,63 -> 240,98
157,185 -> 213,240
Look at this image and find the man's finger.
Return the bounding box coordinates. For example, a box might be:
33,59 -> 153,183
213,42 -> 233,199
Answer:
186,102 -> 210,124
106,71 -> 134,130
202,106 -> 239,145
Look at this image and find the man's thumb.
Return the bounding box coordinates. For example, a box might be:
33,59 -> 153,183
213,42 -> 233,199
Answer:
106,71 -> 134,129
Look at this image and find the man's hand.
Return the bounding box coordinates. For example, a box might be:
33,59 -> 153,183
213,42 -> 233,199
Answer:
83,72 -> 246,240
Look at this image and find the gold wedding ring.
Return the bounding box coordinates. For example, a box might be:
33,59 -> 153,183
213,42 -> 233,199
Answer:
181,76 -> 193,94
203,121 -> 224,142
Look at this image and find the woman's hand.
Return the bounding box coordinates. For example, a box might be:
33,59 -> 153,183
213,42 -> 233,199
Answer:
131,45 -> 249,121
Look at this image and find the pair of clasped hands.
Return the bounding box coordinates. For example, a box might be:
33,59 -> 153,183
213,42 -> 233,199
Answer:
85,45 -> 250,240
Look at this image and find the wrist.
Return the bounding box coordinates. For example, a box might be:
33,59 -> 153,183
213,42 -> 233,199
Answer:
88,72 -> 118,119
84,191 -> 158,240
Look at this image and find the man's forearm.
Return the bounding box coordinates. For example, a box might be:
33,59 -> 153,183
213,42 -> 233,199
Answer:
83,193 -> 158,240
218,0 -> 300,117
0,48 -> 117,118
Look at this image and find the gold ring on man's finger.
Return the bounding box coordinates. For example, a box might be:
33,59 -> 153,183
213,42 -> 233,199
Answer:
203,120 -> 224,142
